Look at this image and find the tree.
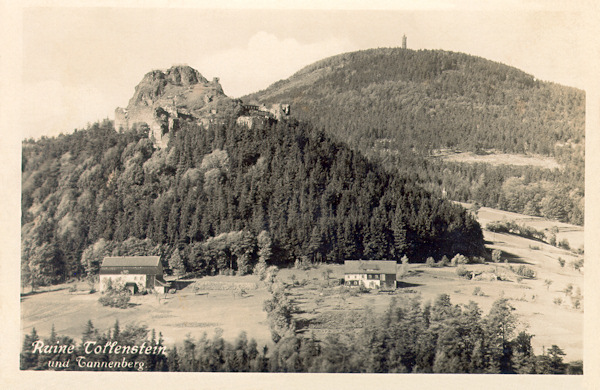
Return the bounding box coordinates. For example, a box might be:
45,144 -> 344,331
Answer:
257,231 -> 272,264
391,209 -> 408,258
82,320 -> 96,342
20,328 -> 39,369
28,242 -> 65,288
168,248 -> 186,277
546,345 -> 566,374
484,298 -> 517,373
492,249 -> 502,263
511,331 -> 535,374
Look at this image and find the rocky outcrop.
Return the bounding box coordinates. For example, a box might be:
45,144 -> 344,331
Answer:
115,65 -> 236,148
115,65 -> 290,147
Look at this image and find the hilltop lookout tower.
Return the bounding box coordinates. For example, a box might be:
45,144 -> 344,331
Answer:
402,34 -> 407,49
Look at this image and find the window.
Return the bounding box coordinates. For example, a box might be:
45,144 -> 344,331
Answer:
367,274 -> 380,280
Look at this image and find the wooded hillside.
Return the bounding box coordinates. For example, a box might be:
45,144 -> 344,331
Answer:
21,119 -> 484,287
245,48 -> 584,225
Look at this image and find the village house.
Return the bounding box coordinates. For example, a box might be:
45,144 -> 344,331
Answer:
344,260 -> 397,290
99,256 -> 168,294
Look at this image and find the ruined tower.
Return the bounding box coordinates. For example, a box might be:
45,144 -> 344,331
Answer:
402,34 -> 407,49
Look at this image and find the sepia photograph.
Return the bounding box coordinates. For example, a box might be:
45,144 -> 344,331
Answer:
2,0 -> 598,388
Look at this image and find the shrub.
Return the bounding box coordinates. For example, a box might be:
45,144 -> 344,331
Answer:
451,254 -> 468,266
571,297 -> 581,310
254,258 -> 267,280
86,275 -> 97,290
557,257 -> 565,268
264,266 -> 279,285
440,256 -> 449,267
486,220 -> 546,241
492,249 -> 502,263
98,289 -> 131,309
512,265 -> 536,279
470,256 -> 485,264
472,286 -> 484,296
398,257 -> 409,279
294,256 -> 313,271
558,238 -> 570,250
570,259 -> 584,272
456,265 -> 470,279
425,257 -> 435,267
553,297 -> 563,306
68,284 -> 78,293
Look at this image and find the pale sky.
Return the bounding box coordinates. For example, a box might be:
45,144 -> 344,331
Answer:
18,1 -> 597,139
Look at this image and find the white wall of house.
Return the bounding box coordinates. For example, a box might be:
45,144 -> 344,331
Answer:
100,274 -> 146,292
344,273 -> 382,289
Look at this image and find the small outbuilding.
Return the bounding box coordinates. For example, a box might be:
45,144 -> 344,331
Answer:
99,256 -> 168,294
344,260 -> 397,290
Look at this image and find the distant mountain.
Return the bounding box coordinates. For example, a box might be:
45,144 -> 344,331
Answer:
243,48 -> 585,225
244,48 -> 584,158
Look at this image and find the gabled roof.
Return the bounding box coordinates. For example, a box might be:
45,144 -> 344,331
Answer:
102,256 -> 161,267
344,260 -> 397,275
100,256 -> 162,275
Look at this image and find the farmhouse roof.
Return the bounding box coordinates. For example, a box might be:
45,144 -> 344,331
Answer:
344,260 -> 397,275
100,256 -> 163,275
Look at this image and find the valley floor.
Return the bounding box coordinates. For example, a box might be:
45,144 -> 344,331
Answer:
21,206 -> 584,363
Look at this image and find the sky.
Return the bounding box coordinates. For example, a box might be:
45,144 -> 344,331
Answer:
17,1 -> 597,139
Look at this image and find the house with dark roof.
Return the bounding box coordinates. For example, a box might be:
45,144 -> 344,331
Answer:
344,260 -> 397,290
99,256 -> 168,294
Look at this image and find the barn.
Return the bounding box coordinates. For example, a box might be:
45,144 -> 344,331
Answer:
99,256 -> 168,294
344,260 -> 397,290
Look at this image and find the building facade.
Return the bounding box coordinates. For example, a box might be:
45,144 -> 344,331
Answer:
344,260 -> 397,290
99,256 -> 167,294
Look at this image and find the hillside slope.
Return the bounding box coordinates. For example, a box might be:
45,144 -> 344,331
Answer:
244,48 -> 585,224
22,115 -> 484,287
245,48 -> 584,156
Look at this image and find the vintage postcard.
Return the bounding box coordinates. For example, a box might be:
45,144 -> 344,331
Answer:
2,0 -> 598,388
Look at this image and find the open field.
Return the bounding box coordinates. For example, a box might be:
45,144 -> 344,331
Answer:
21,205 -> 583,362
278,207 -> 584,362
21,274 -> 272,347
432,150 -> 562,169
473,204 -> 584,251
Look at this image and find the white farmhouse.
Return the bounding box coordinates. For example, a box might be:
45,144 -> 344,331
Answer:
344,260 -> 397,290
99,256 -> 168,294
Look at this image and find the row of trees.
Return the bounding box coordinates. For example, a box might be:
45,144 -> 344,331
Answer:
22,118 -> 485,287
21,294 -> 581,374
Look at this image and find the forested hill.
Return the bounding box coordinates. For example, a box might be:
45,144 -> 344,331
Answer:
244,48 -> 584,157
243,48 -> 585,225
21,119 -> 484,286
